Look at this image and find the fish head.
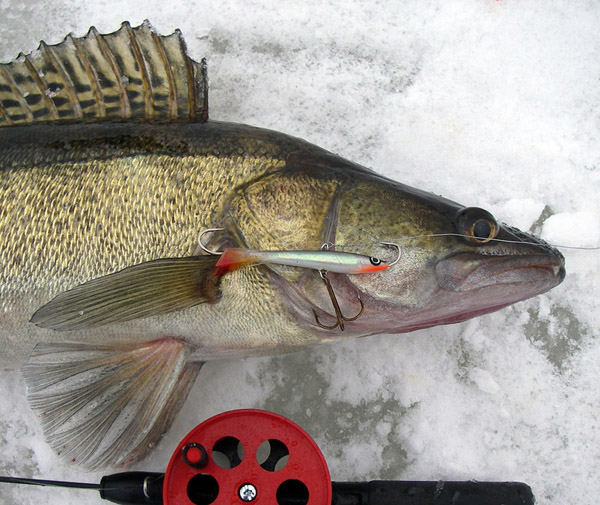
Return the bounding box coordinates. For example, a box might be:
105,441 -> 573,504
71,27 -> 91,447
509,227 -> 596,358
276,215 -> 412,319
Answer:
224,152 -> 565,336
328,172 -> 565,334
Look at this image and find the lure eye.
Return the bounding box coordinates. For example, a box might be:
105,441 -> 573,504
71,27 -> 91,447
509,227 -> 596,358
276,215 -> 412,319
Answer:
455,207 -> 498,244
369,257 -> 382,266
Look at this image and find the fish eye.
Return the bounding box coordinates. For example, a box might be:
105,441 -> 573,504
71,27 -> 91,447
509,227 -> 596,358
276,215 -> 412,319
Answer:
472,219 -> 493,241
454,207 -> 498,244
370,257 -> 382,265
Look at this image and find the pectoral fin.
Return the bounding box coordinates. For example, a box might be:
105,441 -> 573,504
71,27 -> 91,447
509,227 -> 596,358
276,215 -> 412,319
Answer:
30,256 -> 221,331
23,339 -> 201,471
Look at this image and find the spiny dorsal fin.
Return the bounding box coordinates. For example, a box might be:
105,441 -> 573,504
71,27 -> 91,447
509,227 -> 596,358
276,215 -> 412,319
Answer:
0,21 -> 208,126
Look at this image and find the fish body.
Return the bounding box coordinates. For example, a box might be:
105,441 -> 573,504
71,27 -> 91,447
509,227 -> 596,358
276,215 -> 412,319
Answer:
0,120 -> 327,361
213,248 -> 390,276
0,23 -> 565,470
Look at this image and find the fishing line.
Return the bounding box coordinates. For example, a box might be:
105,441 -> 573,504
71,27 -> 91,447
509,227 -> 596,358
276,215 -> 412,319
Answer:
328,234 -> 600,251
198,227 -> 598,263
390,233 -> 600,250
0,475 -> 100,489
0,474 -> 166,497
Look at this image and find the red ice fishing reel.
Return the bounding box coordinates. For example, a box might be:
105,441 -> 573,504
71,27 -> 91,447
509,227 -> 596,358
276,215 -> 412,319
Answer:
162,409 -> 331,505
0,409 -> 535,505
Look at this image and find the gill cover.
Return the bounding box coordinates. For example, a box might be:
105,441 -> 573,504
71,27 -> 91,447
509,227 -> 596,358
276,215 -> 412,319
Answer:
226,166 -> 344,250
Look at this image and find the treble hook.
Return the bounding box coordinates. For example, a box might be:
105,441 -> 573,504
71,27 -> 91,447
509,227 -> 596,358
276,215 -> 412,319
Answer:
313,270 -> 364,331
197,228 -> 225,255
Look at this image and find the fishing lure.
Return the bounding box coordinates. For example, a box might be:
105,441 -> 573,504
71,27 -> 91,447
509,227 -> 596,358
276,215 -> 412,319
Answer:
213,248 -> 390,276
199,228 -> 402,331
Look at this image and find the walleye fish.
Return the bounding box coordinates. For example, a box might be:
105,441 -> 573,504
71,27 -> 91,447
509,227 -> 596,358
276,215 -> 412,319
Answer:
0,22 -> 565,471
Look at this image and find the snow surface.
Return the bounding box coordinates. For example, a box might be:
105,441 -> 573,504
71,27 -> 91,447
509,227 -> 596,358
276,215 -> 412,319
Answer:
0,1 -> 599,504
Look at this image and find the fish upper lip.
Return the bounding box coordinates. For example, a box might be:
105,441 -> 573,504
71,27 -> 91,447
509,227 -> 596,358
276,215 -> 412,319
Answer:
435,252 -> 565,292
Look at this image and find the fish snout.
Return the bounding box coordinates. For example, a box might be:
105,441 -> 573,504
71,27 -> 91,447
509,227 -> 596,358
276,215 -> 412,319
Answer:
435,251 -> 565,294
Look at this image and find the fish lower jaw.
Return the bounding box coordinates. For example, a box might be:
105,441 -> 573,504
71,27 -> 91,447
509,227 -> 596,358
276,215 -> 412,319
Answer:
349,295 -> 525,335
399,302 -> 514,331
323,274 -> 559,335
393,272 -> 562,333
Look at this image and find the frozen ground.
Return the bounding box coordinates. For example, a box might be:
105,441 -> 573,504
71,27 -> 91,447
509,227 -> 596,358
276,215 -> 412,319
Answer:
0,1 -> 599,504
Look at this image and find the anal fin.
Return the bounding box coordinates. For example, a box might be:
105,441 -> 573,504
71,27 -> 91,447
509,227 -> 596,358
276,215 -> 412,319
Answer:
23,339 -> 201,471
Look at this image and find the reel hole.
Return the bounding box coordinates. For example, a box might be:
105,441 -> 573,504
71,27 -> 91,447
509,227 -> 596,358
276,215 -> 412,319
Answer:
276,479 -> 309,505
212,436 -> 244,469
256,439 -> 289,472
187,474 -> 219,505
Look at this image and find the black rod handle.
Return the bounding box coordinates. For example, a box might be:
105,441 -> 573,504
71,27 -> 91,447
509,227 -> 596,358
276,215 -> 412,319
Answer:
331,480 -> 534,505
100,472 -> 164,505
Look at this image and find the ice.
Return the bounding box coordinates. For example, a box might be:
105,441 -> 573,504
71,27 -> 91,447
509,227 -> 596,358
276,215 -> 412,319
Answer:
495,198 -> 546,232
0,1 -> 599,505
543,212 -> 600,248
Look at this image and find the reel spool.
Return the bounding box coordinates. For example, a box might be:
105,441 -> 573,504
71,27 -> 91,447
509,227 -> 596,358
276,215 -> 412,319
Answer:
163,409 -> 332,505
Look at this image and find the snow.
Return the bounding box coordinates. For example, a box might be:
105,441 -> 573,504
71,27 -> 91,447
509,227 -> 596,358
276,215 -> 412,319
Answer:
0,1 -> 599,504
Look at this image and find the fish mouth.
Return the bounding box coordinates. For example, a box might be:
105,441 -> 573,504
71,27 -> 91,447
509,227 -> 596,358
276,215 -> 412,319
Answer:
435,252 -> 565,293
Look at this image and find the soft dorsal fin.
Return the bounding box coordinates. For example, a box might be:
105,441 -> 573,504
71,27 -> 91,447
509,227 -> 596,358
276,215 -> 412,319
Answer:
0,21 -> 208,126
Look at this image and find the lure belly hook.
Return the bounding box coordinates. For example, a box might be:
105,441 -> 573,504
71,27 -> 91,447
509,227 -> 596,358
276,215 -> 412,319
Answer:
312,270 -> 364,331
